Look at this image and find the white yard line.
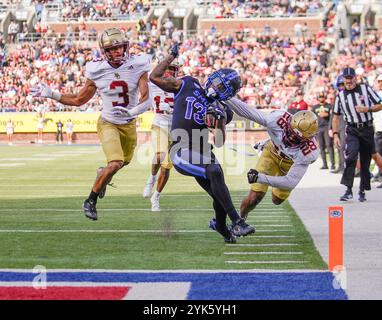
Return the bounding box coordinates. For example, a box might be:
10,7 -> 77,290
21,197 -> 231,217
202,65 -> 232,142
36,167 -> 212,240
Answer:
226,244 -> 300,247
225,261 -> 307,264
0,268 -> 327,273
0,229 -> 294,234
0,163 -> 25,167
224,252 -> 304,255
247,235 -> 296,238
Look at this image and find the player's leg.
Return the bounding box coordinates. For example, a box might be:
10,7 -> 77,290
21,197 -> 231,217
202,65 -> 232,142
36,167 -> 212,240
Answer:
358,128 -> 374,201
171,148 -> 254,241
83,118 -> 134,220
143,126 -> 166,198
240,190 -> 266,219
150,155 -> 172,212
318,129 -> 328,169
325,128 -> 336,171
340,128 -> 360,200
240,142 -> 277,219
194,176 -> 235,243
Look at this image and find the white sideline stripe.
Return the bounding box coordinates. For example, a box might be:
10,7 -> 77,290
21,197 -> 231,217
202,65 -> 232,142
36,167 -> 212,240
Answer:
247,236 -> 296,238
0,229 -> 293,234
0,209 -> 293,216
124,282 -> 191,300
0,209 -> 216,212
224,252 -> 304,255
247,220 -> 291,222
251,224 -> 293,227
225,261 -> 307,264
55,151 -> 99,154
0,268 -> 328,273
1,158 -> 56,161
0,163 -> 25,167
226,244 -> 299,247
0,229 -> 210,233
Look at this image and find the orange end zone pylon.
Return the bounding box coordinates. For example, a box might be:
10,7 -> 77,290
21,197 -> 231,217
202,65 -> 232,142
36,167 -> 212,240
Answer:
328,206 -> 343,271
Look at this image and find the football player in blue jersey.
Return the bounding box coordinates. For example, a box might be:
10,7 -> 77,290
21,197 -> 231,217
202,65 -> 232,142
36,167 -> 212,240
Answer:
149,44 -> 255,243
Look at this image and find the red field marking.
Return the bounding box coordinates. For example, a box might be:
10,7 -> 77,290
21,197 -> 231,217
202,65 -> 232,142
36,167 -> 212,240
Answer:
0,286 -> 131,300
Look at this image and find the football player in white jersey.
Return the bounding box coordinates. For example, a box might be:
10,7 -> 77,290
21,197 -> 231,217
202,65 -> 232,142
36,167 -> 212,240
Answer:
223,98 -> 319,219
143,63 -> 179,212
31,28 -> 151,220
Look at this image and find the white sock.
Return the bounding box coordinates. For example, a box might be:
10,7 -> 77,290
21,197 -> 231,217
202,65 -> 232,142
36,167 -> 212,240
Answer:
153,191 -> 161,198
148,174 -> 157,183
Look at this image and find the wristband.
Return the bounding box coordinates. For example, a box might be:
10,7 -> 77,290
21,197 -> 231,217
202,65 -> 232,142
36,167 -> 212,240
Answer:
52,91 -> 62,101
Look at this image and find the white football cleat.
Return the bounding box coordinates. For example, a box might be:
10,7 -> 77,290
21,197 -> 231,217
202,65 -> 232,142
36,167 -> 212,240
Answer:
150,192 -> 161,212
142,175 -> 157,198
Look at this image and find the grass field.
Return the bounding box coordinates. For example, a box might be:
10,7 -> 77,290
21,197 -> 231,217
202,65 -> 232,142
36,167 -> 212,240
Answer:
0,144 -> 326,271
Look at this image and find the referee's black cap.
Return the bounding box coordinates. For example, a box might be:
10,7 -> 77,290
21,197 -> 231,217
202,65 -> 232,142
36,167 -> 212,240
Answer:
342,67 -> 356,78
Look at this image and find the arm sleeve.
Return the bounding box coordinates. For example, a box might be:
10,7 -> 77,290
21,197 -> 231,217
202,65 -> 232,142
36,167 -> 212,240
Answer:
256,163 -> 309,190
224,97 -> 268,127
367,85 -> 382,104
333,95 -> 342,115
127,96 -> 151,117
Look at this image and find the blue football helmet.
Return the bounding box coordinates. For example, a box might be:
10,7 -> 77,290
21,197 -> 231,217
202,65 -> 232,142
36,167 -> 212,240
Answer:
205,68 -> 242,101
336,75 -> 345,90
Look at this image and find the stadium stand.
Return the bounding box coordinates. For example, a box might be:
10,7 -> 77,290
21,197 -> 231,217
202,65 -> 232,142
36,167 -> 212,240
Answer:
1,1 -> 382,135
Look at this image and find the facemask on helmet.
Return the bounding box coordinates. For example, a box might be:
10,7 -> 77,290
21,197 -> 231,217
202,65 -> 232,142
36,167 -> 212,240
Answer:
204,68 -> 242,101
283,111 -> 318,148
99,28 -> 129,65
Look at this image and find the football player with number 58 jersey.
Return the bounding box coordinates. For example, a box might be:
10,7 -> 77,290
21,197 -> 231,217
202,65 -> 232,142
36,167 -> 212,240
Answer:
224,98 -> 319,220
31,28 -> 151,221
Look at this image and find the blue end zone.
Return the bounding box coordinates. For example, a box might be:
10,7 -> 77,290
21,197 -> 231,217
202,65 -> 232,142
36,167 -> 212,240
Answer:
0,271 -> 348,300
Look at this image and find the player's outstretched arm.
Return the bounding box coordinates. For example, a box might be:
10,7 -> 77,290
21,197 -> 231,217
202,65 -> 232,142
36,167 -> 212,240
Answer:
149,44 -> 182,93
31,79 -> 97,107
247,163 -> 309,190
118,72 -> 151,117
224,97 -> 268,127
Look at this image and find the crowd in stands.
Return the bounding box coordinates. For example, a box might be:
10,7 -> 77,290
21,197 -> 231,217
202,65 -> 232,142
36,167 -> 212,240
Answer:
0,13 -> 339,113
34,0 -> 151,21
306,26 -> 382,107
201,0 -> 327,18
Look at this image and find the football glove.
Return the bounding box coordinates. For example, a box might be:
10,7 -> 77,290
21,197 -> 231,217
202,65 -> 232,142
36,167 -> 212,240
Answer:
30,83 -> 53,99
247,169 -> 259,184
159,102 -> 172,114
112,106 -> 132,118
30,83 -> 61,101
206,104 -> 225,120
253,139 -> 270,151
170,43 -> 179,58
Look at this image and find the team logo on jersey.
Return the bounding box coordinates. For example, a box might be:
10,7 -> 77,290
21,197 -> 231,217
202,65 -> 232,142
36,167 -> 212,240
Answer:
114,73 -> 120,79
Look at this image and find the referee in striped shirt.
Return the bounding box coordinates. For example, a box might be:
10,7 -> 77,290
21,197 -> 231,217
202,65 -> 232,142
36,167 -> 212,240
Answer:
332,67 -> 382,202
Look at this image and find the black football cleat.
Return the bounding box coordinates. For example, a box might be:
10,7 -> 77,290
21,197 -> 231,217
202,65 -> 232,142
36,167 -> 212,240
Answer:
358,191 -> 366,202
83,199 -> 98,220
231,219 -> 255,237
223,233 -> 236,244
340,190 -> 353,201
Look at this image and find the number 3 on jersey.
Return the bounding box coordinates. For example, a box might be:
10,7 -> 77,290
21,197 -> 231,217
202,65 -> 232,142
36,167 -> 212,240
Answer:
110,81 -> 129,107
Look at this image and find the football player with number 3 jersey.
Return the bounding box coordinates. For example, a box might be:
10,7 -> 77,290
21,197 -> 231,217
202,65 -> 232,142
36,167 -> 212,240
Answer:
31,28 -> 151,221
142,64 -> 178,212
224,98 -> 319,220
